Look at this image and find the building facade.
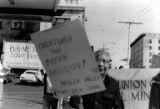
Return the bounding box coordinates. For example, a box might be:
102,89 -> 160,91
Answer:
130,33 -> 160,68
40,0 -> 85,31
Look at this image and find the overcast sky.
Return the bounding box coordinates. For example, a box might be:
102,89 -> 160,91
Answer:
84,0 -> 160,60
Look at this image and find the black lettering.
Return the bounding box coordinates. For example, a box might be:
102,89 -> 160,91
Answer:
37,36 -> 72,49
45,55 -> 68,66
48,61 -> 83,75
60,78 -> 80,86
131,90 -> 149,101
84,75 -> 101,82
87,85 -> 100,90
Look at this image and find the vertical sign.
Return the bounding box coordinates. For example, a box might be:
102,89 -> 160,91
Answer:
31,19 -> 105,98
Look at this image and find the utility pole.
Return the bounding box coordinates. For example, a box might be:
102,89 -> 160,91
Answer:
118,21 -> 142,64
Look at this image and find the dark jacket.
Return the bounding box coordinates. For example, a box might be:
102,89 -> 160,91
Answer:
149,73 -> 160,109
70,75 -> 124,109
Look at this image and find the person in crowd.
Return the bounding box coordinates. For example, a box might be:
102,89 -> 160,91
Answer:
69,48 -> 124,109
149,72 -> 160,109
43,73 -> 58,109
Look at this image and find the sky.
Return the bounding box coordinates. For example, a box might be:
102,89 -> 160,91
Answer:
83,0 -> 160,62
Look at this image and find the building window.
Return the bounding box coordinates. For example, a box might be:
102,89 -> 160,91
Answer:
0,21 -> 2,29
149,59 -> 152,63
149,46 -> 152,50
149,39 -> 152,43
149,52 -> 152,56
158,40 -> 160,44
158,46 -> 160,50
11,21 -> 24,30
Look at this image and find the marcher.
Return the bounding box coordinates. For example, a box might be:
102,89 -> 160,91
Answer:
43,73 -> 58,109
69,48 -> 124,109
149,72 -> 160,109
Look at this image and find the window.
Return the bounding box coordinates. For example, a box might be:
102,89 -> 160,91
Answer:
158,46 -> 160,50
158,40 -> 160,44
11,20 -> 25,30
149,46 -> 152,50
149,39 -> 152,43
149,59 -> 152,63
149,52 -> 152,56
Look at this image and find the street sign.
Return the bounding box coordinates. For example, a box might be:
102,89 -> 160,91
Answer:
0,0 -> 63,22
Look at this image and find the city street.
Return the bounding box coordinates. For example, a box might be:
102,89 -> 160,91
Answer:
2,79 -> 43,109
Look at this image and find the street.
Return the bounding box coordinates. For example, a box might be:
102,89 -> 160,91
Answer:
2,79 -> 43,109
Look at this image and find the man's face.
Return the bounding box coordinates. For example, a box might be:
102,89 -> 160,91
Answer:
96,53 -> 112,77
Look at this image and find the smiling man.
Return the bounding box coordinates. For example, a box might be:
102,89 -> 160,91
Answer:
69,48 -> 124,109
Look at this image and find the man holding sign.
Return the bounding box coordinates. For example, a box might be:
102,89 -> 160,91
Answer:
70,49 -> 124,109
31,19 -> 106,108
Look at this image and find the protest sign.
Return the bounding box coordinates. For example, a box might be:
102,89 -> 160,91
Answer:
108,69 -> 160,109
151,54 -> 160,68
31,19 -> 105,98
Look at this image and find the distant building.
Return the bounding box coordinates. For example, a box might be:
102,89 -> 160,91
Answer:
41,0 -> 85,31
130,33 -> 160,68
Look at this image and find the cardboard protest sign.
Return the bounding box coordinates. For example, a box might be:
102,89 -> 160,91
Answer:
31,19 -> 105,98
108,69 -> 160,109
151,55 -> 160,68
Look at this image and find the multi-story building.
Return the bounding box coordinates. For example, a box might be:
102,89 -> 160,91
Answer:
40,0 -> 85,31
130,33 -> 160,68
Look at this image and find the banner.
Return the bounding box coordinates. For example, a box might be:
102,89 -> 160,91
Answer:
31,19 -> 105,98
108,69 -> 160,109
3,41 -> 43,69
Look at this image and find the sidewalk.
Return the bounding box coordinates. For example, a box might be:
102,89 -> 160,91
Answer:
2,95 -> 42,109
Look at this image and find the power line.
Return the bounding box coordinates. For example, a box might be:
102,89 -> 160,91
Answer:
134,3 -> 158,21
128,0 -> 157,21
118,21 -> 142,63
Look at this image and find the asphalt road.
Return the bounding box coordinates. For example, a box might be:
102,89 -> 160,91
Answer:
2,79 -> 43,109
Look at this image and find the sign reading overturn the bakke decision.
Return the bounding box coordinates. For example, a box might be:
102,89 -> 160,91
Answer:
31,19 -> 105,98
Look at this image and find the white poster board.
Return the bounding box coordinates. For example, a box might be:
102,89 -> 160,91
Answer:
108,69 -> 160,109
31,19 -> 105,98
3,41 -> 43,69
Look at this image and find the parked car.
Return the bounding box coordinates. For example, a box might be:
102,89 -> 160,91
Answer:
20,69 -> 44,84
0,68 -> 15,84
